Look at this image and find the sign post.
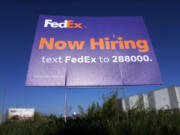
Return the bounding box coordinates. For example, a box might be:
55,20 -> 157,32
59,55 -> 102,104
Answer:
64,87 -> 67,122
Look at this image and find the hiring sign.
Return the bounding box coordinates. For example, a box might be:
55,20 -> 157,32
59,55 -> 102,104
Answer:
26,15 -> 162,86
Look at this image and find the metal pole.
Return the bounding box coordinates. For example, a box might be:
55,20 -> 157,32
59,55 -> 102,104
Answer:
64,86 -> 67,122
120,71 -> 126,99
122,85 -> 126,99
0,78 -> 6,123
121,85 -> 129,121
121,85 -> 127,111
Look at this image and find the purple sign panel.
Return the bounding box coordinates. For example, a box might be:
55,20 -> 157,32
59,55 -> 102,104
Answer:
26,15 -> 162,87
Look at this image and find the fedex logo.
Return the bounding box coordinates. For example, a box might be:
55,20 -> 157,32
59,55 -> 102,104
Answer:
44,19 -> 86,29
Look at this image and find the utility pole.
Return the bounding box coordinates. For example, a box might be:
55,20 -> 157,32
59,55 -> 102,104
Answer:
0,78 -> 6,123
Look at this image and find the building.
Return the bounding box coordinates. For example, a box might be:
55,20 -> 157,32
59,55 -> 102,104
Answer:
120,86 -> 180,110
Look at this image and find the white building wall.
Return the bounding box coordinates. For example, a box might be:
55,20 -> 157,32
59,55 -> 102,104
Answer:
121,94 -> 150,110
124,98 -> 130,110
176,86 -> 180,98
153,88 -> 171,110
141,94 -> 149,109
175,86 -> 180,109
128,95 -> 140,109
168,86 -> 179,109
147,91 -> 155,109
120,86 -> 180,111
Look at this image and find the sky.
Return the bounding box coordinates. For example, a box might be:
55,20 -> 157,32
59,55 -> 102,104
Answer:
0,0 -> 180,116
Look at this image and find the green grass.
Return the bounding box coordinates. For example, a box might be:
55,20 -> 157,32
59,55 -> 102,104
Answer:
1,91 -> 180,135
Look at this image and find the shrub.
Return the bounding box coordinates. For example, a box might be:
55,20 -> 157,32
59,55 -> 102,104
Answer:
1,91 -> 180,135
